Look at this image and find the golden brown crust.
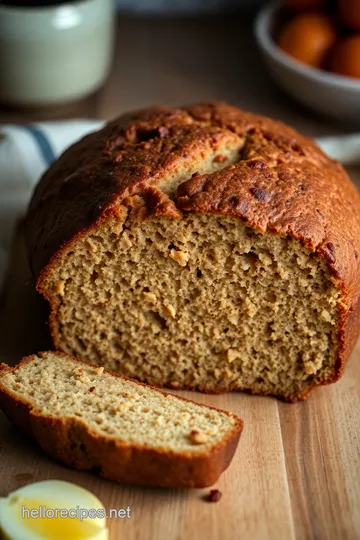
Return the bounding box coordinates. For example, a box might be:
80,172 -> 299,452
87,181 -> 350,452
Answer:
0,352 -> 243,488
25,102 -> 360,400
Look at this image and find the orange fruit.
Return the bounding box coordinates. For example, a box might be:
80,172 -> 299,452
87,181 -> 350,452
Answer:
277,12 -> 337,68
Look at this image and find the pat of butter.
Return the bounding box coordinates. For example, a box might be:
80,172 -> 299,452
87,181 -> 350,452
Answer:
0,480 -> 109,540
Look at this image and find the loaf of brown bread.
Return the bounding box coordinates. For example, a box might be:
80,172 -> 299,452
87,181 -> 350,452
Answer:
0,352 -> 242,488
25,102 -> 360,401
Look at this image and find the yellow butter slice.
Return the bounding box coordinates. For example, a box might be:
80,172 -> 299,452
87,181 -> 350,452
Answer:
0,480 -> 109,540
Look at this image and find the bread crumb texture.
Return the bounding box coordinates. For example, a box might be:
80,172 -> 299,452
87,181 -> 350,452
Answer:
44,213 -> 341,400
26,103 -> 360,401
0,353 -> 237,453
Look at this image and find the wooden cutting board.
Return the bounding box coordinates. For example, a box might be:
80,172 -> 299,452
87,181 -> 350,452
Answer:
1,219 -> 359,540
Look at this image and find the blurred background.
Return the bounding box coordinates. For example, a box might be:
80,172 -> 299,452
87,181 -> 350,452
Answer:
115,0 -> 265,13
1,0 -> 360,136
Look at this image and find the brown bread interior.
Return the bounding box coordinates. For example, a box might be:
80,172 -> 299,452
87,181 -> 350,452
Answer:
42,211 -> 340,401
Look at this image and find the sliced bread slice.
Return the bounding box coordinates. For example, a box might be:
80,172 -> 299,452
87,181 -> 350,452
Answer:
0,351 -> 243,488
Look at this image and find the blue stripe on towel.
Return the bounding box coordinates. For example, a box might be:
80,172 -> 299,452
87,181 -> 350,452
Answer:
22,124 -> 56,166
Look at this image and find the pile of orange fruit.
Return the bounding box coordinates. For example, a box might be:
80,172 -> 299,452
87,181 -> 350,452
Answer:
277,0 -> 360,79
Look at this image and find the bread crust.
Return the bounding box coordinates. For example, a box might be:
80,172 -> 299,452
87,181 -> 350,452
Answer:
0,352 -> 243,488
25,102 -> 360,400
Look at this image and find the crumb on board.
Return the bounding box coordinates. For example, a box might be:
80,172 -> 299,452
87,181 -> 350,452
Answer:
206,489 -> 222,502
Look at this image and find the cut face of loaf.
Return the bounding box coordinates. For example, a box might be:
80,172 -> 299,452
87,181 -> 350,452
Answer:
0,352 -> 242,488
26,103 -> 360,401
42,214 -> 340,401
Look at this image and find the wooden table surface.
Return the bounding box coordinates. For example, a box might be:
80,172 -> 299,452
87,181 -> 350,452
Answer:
1,15 -> 360,540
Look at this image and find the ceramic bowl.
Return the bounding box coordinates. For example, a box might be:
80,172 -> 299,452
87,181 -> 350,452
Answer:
254,1 -> 360,125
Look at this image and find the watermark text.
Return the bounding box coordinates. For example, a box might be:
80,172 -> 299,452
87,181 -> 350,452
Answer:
21,505 -> 131,521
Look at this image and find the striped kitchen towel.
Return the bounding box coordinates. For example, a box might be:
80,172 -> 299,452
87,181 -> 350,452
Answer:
0,120 -> 103,289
